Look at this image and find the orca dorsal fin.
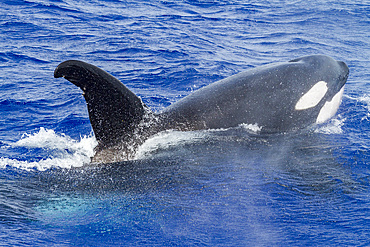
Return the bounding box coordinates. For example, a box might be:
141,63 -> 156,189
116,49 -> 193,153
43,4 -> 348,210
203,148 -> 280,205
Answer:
54,60 -> 149,148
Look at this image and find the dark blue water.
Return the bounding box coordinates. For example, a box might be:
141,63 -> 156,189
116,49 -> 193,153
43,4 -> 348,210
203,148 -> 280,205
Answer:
1,0 -> 369,246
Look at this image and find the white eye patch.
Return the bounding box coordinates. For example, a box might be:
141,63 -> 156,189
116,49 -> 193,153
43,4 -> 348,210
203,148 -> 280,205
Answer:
295,81 -> 328,110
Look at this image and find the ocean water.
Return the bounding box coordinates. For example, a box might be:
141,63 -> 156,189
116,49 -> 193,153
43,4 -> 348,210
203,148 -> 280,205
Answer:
0,0 -> 369,246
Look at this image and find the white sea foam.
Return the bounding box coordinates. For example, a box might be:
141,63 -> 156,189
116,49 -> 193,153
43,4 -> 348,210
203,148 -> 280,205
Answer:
343,94 -> 370,120
135,124 -> 263,159
135,130 -> 207,159
357,94 -> 370,120
239,123 -> 262,133
0,111 -> 347,171
314,117 -> 345,134
357,94 -> 370,107
0,128 -> 97,171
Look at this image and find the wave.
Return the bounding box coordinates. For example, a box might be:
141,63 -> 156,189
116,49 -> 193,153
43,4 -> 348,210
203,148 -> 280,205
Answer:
0,123 -> 264,170
314,117 -> 345,134
357,94 -> 370,119
0,52 -> 48,64
0,128 -> 96,171
0,112 -> 349,171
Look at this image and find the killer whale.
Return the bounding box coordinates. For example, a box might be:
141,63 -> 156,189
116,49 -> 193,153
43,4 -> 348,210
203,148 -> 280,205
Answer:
54,55 -> 349,163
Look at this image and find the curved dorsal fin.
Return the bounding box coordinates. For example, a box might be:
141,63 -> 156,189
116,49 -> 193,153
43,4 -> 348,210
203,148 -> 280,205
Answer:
54,60 -> 148,148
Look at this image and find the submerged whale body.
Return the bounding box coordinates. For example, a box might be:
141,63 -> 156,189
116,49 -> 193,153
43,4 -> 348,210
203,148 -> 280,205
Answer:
54,55 -> 349,163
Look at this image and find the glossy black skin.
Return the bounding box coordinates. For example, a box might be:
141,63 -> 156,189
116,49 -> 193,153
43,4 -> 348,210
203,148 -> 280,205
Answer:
55,60 -> 150,151
161,55 -> 348,132
54,55 -> 348,154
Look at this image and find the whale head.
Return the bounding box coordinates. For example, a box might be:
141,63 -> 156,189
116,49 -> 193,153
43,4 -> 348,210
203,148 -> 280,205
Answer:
292,55 -> 349,125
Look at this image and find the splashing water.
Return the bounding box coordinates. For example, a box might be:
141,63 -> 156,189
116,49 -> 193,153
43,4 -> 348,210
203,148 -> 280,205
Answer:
357,94 -> 370,120
1,115 -> 346,170
314,116 -> 345,134
0,128 -> 97,171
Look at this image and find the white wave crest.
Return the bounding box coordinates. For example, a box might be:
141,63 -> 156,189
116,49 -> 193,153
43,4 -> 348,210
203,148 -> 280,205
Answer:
344,94 -> 370,120
0,128 -> 97,171
358,94 -> 370,108
135,130 -> 207,159
357,94 -> 370,120
314,117 -> 345,134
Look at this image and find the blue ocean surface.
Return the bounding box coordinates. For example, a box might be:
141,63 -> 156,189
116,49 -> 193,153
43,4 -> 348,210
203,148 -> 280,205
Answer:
0,0 -> 369,246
